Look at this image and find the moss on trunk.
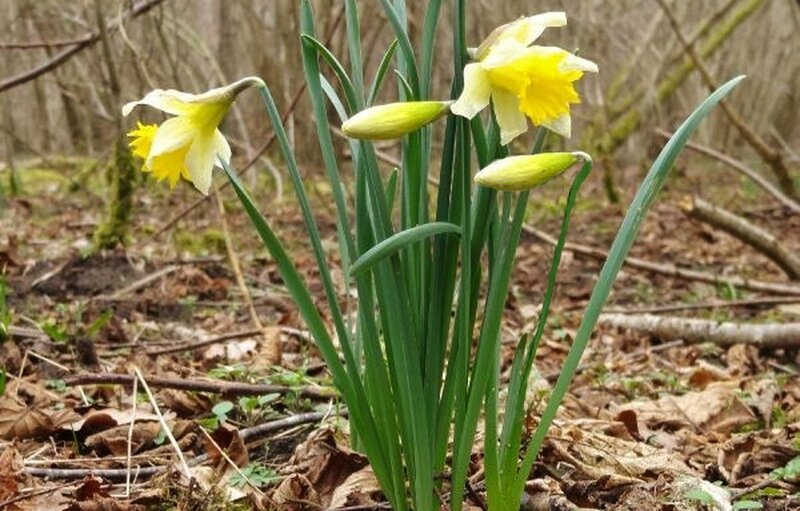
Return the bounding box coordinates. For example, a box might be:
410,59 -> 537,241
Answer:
92,136 -> 136,250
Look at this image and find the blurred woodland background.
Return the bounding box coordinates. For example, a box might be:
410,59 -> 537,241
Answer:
1,0 -> 799,208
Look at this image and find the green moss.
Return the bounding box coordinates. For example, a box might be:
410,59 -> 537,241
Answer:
92,138 -> 137,250
174,228 -> 227,255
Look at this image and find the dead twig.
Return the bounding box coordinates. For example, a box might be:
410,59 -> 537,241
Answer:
604,296 -> 800,314
62,372 -> 336,400
145,327 -> 264,355
656,130 -> 800,215
599,313 -> 800,349
23,411 -> 332,480
680,196 -> 800,280
523,224 -> 800,296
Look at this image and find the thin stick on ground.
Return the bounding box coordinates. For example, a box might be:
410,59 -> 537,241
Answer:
523,223 -> 800,296
133,367 -> 191,479
23,411 -> 333,480
599,313 -> 800,349
63,372 -> 336,400
603,295 -> 800,314
125,376 -> 138,497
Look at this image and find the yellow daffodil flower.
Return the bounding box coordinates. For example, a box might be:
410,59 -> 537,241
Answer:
474,152 -> 585,191
451,12 -> 598,145
342,101 -> 452,140
123,77 -> 262,195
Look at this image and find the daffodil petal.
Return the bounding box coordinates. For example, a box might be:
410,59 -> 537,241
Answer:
450,63 -> 492,119
542,114 -> 572,138
147,116 -> 195,158
492,89 -> 528,145
560,53 -> 599,73
185,133 -> 216,195
122,89 -> 199,117
498,12 -> 567,47
212,129 -> 231,168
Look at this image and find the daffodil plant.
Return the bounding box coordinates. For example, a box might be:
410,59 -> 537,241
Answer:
124,2 -> 742,510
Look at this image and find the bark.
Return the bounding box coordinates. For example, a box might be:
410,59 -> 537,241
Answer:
599,313 -> 800,349
681,196 -> 800,280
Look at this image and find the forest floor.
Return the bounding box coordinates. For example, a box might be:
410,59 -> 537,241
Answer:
0,158 -> 798,510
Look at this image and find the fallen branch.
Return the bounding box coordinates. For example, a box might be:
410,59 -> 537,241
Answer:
599,313 -> 800,349
63,372 -> 336,400
523,224 -> 800,296
22,411 -> 331,480
656,130 -> 800,215
680,196 -> 800,280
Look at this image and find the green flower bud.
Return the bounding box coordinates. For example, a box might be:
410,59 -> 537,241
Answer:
342,101 -> 452,140
474,152 -> 583,191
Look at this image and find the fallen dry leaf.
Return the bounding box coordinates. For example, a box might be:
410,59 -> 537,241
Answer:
0,446 -> 22,502
85,422 -> 162,456
63,408 -> 169,433
280,428 -> 368,509
614,381 -> 756,435
202,424 -> 248,469
271,473 -> 320,511
0,398 -> 55,440
327,467 -> 381,509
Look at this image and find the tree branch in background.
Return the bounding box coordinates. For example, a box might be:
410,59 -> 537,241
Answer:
0,0 -> 167,93
655,0 -> 797,199
599,313 -> 800,349
680,196 -> 800,280
657,129 -> 800,215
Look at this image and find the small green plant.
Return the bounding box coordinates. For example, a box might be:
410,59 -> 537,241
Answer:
771,456 -> 800,482
229,462 -> 280,488
199,400 -> 235,431
208,364 -> 250,381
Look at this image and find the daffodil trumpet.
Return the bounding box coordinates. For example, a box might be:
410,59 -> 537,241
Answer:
450,12 -> 598,145
123,76 -> 263,195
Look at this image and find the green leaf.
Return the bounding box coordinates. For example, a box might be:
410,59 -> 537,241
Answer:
733,500 -> 763,510
350,222 -> 461,277
212,400 -> 234,422
85,310 -> 113,338
367,40 -> 398,106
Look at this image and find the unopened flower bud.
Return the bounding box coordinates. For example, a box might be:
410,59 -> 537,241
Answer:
342,101 -> 452,140
474,152 -> 582,191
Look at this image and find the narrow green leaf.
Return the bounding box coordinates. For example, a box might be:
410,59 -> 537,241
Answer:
367,40 -> 398,106
350,222 -> 461,277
